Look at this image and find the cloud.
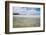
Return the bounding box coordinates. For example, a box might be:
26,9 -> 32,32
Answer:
13,7 -> 40,15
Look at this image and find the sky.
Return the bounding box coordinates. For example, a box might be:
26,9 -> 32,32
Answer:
13,7 -> 40,15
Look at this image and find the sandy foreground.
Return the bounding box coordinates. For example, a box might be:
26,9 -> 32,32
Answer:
13,15 -> 40,28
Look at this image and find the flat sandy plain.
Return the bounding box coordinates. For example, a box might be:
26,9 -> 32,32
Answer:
13,15 -> 40,28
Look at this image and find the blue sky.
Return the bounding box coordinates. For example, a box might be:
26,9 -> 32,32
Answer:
13,7 -> 40,15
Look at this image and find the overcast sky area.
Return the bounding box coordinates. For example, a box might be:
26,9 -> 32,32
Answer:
13,7 -> 40,15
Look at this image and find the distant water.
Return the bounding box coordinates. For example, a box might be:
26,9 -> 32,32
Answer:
13,15 -> 40,28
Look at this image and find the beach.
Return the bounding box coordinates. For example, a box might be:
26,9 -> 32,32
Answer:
13,15 -> 40,28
